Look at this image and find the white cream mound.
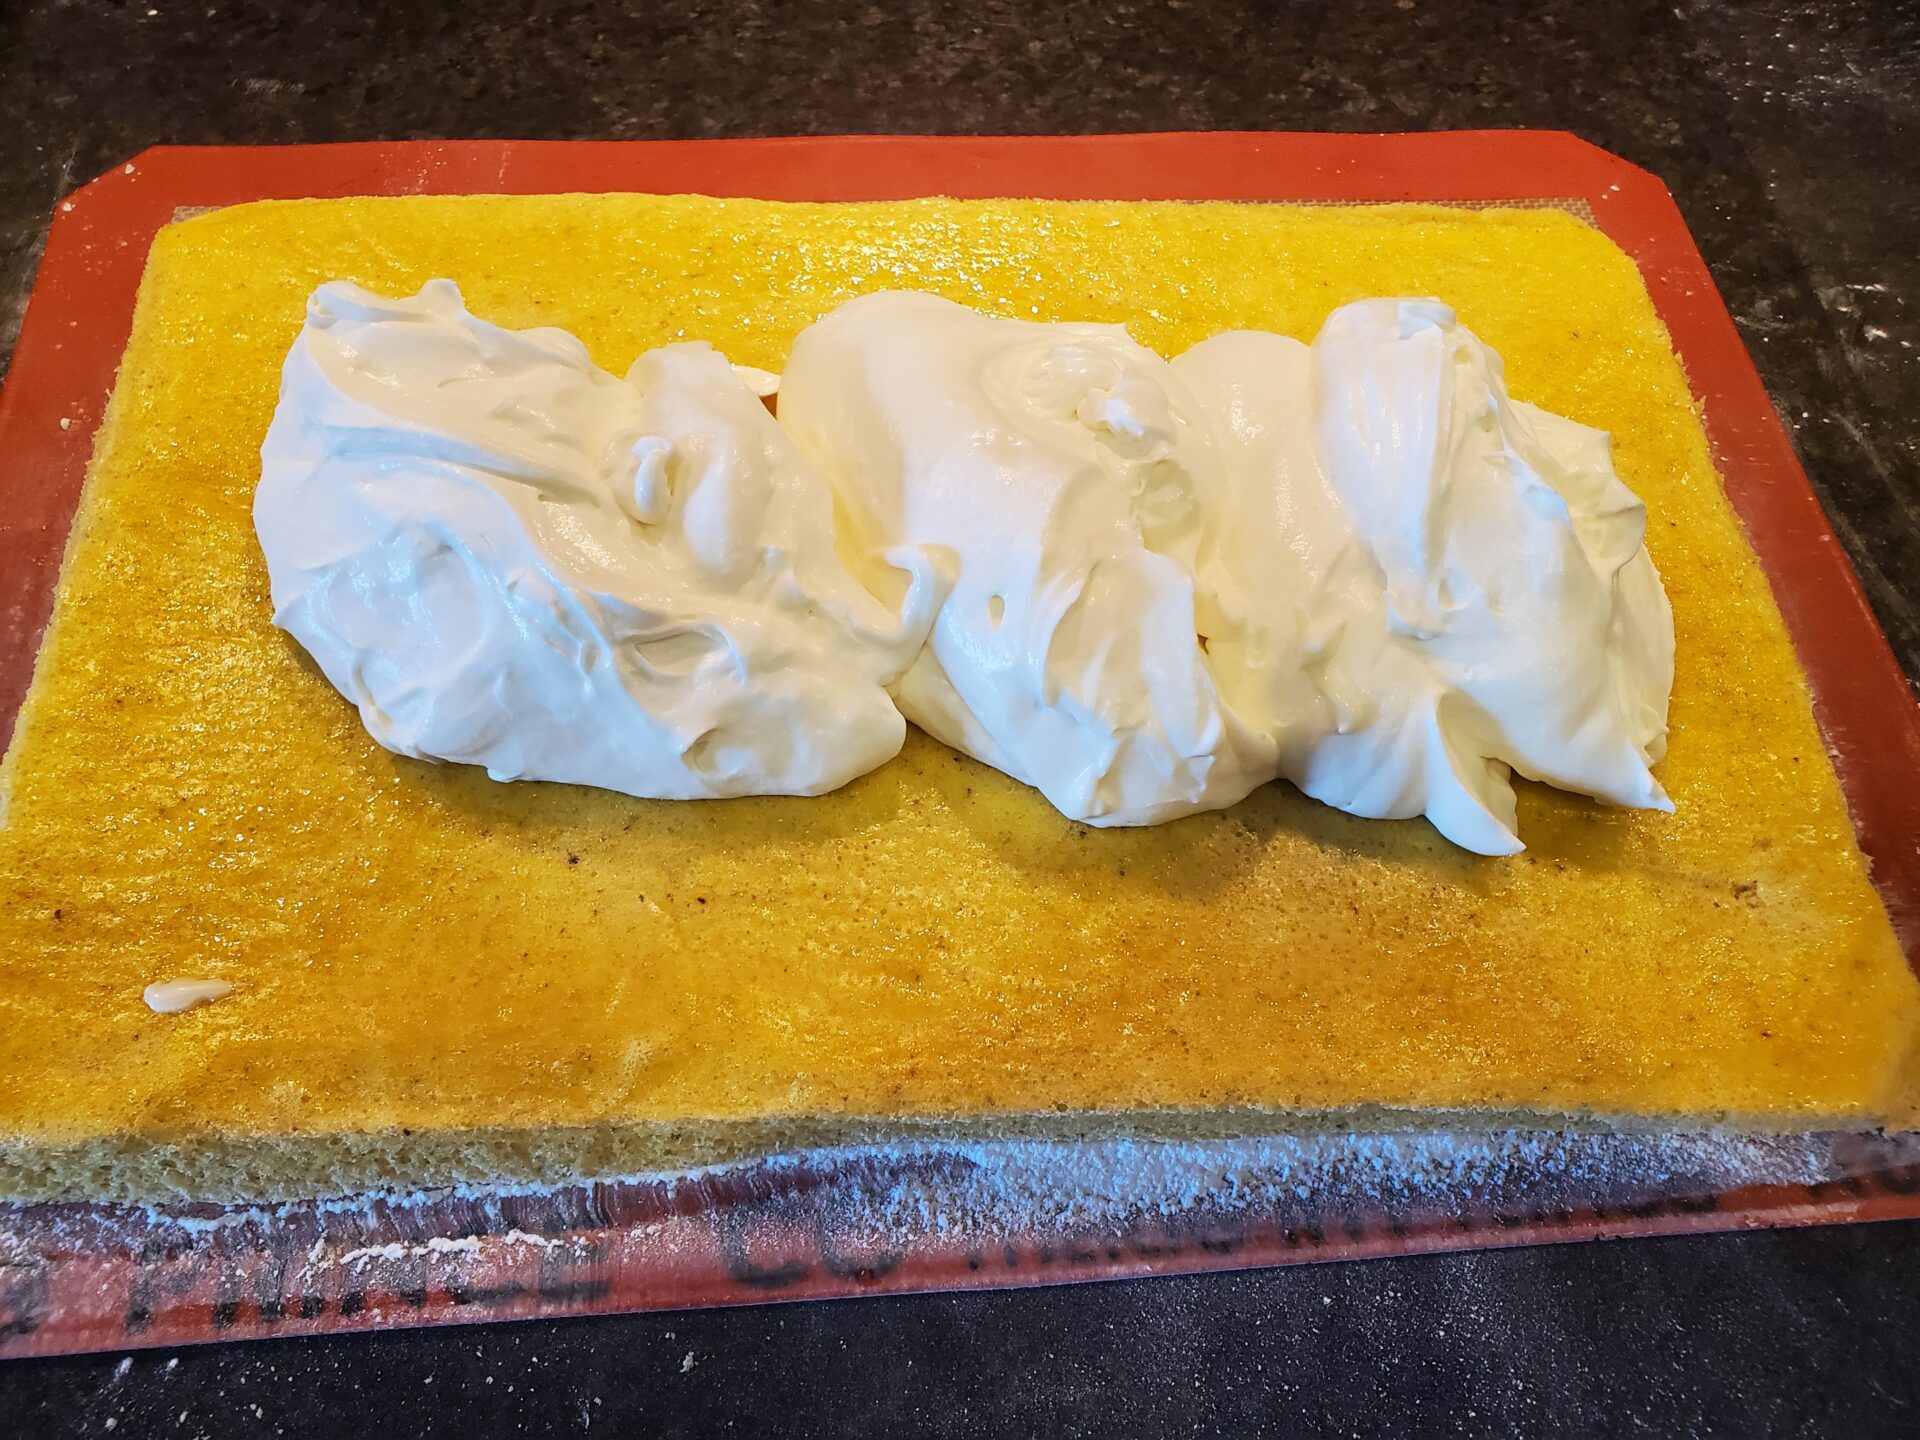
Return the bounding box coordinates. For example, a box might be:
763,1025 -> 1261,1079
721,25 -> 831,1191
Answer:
256,284 -> 1673,854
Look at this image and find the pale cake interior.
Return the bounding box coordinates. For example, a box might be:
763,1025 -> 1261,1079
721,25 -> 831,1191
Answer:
1,195 -> 1914,1204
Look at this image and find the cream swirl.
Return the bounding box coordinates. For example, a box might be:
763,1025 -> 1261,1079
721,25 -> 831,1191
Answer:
258,284 -> 1674,852
1175,300 -> 1673,853
778,291 -> 1278,827
255,280 -> 943,800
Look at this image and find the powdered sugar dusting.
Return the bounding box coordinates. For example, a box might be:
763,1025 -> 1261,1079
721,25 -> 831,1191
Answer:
64,1126 -> 1919,1244
690,1128 -> 1890,1242
4,1126 -> 1916,1354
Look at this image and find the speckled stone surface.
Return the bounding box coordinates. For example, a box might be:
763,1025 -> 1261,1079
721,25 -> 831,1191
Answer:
2,0 -> 1917,1433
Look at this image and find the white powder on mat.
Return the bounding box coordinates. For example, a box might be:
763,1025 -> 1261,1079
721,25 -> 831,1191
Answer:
655,1128 -> 1888,1241
10,1128 -> 1916,1267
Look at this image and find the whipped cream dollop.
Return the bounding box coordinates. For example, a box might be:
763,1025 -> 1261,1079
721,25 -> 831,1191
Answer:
256,280 -> 943,799
1174,301 -> 1673,854
778,291 -> 1277,826
257,284 -> 1673,852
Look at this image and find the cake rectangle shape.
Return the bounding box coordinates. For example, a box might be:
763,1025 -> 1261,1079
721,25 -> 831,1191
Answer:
0,193 -> 1912,1202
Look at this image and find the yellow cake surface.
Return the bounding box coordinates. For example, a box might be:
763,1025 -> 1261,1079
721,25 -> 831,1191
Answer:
1,194 -> 1914,1202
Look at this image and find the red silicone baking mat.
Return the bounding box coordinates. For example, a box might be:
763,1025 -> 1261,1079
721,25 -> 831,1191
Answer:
2,133 -> 1918,1359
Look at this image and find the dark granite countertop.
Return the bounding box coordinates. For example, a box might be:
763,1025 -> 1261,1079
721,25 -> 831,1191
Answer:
3,1 -> 1917,1434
